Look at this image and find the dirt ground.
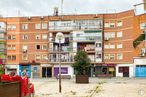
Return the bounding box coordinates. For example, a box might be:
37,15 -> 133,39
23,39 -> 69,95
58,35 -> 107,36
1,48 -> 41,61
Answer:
30,78 -> 146,97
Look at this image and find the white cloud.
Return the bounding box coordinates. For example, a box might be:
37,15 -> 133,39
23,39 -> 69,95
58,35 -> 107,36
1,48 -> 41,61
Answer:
0,0 -> 142,17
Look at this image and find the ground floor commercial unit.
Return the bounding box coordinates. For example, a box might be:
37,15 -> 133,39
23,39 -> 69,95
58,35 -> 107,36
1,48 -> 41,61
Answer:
134,57 -> 146,77
5,64 -> 41,78
41,64 -> 74,78
116,64 -> 134,77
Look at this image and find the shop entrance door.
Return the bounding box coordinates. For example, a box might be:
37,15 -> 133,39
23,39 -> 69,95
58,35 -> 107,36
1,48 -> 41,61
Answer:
42,67 -> 52,77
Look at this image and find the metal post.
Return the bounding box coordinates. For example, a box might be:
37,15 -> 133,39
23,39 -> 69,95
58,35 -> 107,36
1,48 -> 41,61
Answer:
59,39 -> 61,93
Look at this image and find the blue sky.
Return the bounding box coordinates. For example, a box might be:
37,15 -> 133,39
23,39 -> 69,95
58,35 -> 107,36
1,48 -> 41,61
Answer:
0,0 -> 143,17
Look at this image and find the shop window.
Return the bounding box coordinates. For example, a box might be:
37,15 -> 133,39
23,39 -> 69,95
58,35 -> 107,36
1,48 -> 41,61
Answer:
102,67 -> 108,74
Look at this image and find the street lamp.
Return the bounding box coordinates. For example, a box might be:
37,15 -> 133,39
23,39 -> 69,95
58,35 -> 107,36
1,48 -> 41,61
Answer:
55,32 -> 64,93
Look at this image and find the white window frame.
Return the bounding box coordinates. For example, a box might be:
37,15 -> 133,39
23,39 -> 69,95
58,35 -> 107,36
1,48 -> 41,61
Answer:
117,53 -> 123,60
117,31 -> 123,38
117,20 -> 122,27
117,43 -> 123,49
42,23 -> 47,29
42,44 -> 47,50
42,34 -> 47,40
22,55 -> 28,61
35,54 -> 41,60
36,34 -> 41,40
35,23 -> 41,29
109,54 -> 115,60
22,35 -> 28,40
22,24 -> 28,30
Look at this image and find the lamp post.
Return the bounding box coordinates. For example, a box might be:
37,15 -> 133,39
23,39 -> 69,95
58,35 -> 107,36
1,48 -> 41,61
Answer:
55,32 -> 64,93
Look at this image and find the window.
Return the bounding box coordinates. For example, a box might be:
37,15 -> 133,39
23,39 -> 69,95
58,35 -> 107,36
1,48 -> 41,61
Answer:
12,55 -> 16,60
117,31 -> 123,38
104,44 -> 109,49
12,45 -> 16,50
8,55 -> 11,60
11,25 -> 16,30
117,21 -> 122,27
12,35 -> 16,40
36,45 -> 41,50
110,32 -> 115,38
117,44 -> 123,49
42,44 -> 47,50
7,45 -> 11,50
36,34 -> 41,40
22,55 -> 28,61
109,22 -> 115,28
22,45 -> 28,52
42,23 -> 47,29
22,24 -> 28,30
109,54 -> 115,60
42,54 -> 47,60
96,43 -> 102,48
22,35 -> 28,40
117,53 -> 123,60
35,23 -> 41,29
104,23 -> 109,28
109,44 -> 115,49
42,34 -> 47,40
8,35 -> 11,40
104,54 -> 109,59
35,54 -> 41,60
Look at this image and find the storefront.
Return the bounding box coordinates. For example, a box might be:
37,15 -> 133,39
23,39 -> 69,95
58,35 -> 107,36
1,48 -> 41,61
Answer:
116,64 -> 134,77
134,57 -> 146,78
95,64 -> 116,77
41,64 -> 52,78
19,64 -> 31,78
5,64 -> 19,75
53,65 -> 74,77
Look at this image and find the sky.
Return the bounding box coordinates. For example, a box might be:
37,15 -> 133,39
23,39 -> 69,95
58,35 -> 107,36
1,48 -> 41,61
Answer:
0,0 -> 143,17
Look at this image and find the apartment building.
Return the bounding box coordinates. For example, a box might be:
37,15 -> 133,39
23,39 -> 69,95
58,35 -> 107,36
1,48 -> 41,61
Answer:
0,20 -> 6,66
1,0 -> 146,78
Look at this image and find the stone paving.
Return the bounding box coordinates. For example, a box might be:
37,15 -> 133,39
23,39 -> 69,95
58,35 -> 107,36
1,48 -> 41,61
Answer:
30,78 -> 146,97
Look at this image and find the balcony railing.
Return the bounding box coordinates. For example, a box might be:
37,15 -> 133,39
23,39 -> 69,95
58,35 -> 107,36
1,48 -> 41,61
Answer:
48,58 -> 74,62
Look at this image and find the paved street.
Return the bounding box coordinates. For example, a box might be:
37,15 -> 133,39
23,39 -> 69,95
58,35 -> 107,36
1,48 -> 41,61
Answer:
30,78 -> 146,97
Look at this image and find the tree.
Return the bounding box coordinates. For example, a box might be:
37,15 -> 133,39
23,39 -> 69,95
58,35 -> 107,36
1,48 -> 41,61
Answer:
72,50 -> 91,75
0,65 -> 4,82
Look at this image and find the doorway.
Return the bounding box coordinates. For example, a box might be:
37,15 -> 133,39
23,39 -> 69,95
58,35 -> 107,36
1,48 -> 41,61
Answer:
119,67 -> 129,77
42,67 -> 52,77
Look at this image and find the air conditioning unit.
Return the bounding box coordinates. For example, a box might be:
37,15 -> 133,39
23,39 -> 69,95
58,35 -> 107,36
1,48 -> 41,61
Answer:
104,37 -> 109,41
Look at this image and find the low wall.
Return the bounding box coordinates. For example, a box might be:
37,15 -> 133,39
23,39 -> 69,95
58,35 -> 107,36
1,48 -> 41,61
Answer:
0,81 -> 21,97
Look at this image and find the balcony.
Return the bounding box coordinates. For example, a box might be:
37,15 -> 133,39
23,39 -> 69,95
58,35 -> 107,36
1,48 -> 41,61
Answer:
48,57 -> 74,63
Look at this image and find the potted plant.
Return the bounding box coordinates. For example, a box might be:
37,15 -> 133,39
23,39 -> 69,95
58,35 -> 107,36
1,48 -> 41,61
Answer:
72,50 -> 90,83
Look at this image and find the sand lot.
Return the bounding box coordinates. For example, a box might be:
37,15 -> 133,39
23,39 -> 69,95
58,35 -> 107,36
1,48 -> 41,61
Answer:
30,78 -> 146,97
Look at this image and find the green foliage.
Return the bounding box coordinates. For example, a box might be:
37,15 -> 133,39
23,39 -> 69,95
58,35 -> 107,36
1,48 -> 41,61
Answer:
0,65 -> 4,75
72,50 -> 90,75
133,34 -> 145,48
